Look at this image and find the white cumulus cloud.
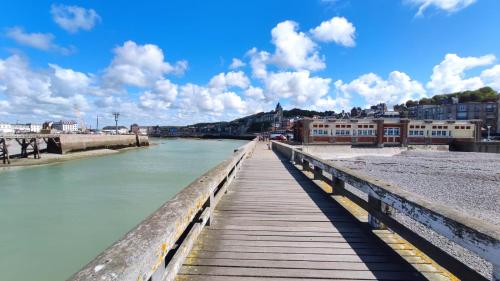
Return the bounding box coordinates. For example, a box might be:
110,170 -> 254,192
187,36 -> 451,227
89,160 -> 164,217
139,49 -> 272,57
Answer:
481,65 -> 500,91
229,58 -> 246,69
209,71 -> 250,90
103,41 -> 188,88
335,71 -> 426,107
0,55 -> 90,119
271,20 -> 325,71
51,4 -> 101,33
310,17 -> 356,47
264,70 -> 331,107
139,79 -> 179,110
246,48 -> 270,79
427,53 -> 495,94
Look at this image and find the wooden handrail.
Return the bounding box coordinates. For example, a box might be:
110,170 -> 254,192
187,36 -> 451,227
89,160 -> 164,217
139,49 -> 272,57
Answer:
271,141 -> 500,280
68,139 -> 257,281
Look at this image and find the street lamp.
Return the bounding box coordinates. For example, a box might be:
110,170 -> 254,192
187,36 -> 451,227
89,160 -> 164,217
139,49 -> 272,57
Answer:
112,112 -> 120,135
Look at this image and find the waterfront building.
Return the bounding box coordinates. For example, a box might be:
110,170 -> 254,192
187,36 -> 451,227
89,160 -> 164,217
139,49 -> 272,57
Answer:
52,120 -> 78,133
294,117 -> 480,146
0,122 -> 13,134
102,126 -> 128,135
408,100 -> 499,135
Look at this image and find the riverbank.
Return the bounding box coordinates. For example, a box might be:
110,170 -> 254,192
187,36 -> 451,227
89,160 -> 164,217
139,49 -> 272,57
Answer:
0,147 -> 140,169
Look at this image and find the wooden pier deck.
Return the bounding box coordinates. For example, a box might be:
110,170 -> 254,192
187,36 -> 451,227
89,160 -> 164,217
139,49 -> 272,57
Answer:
176,143 -> 439,281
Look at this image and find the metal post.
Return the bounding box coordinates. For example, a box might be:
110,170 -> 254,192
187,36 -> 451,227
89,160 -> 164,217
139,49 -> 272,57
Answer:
112,112 -> 120,135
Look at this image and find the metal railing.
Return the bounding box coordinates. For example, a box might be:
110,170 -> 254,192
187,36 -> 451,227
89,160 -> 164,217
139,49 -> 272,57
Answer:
68,139 -> 257,281
272,141 -> 500,281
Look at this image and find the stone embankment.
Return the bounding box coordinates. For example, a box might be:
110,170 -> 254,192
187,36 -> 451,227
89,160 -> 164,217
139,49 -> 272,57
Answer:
48,134 -> 149,154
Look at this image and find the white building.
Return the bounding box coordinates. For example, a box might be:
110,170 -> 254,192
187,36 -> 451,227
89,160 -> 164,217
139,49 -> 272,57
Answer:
52,120 -> 78,133
11,123 -> 42,133
29,123 -> 42,133
12,123 -> 30,133
102,126 -> 129,135
0,122 -> 13,134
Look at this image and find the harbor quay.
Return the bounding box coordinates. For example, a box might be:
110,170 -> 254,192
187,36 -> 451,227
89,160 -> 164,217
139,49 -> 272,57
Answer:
67,139 -> 500,281
0,134 -> 149,165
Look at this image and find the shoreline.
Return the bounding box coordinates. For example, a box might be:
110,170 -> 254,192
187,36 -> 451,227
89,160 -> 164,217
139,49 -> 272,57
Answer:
0,146 -> 147,170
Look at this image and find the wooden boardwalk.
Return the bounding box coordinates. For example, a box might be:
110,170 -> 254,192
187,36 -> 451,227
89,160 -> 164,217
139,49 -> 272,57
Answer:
176,143 -> 439,281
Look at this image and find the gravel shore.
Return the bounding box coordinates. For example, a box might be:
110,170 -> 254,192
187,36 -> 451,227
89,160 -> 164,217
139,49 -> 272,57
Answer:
326,149 -> 500,280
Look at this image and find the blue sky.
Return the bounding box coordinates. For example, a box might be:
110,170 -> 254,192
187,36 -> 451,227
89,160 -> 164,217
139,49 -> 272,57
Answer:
0,0 -> 499,126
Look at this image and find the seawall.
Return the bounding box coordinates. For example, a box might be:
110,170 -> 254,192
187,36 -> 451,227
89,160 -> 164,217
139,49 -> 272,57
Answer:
451,140 -> 500,153
47,134 -> 149,154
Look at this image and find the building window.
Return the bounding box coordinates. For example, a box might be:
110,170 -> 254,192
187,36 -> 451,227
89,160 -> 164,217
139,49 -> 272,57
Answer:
384,127 -> 400,136
409,130 -> 424,136
335,130 -> 350,136
458,105 -> 466,111
357,130 -> 374,136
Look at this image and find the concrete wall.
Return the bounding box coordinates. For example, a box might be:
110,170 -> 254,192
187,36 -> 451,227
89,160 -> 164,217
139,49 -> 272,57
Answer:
48,134 -> 149,154
451,140 -> 500,153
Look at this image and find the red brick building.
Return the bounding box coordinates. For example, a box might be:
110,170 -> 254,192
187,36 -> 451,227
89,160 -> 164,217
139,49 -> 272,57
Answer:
293,118 -> 480,147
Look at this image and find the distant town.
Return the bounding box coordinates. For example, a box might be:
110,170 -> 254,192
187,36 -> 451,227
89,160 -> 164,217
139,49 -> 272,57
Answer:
1,87 -> 499,146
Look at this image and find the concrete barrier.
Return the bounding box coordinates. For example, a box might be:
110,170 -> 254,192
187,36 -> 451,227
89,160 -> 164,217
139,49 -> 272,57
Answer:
272,141 -> 500,280
451,140 -> 500,153
68,139 -> 257,281
48,134 -> 149,154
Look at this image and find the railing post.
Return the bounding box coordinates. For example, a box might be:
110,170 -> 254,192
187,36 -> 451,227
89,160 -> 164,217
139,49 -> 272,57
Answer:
367,193 -> 392,230
494,263 -> 500,281
302,160 -> 310,172
206,191 -> 215,226
313,166 -> 322,180
331,177 -> 345,195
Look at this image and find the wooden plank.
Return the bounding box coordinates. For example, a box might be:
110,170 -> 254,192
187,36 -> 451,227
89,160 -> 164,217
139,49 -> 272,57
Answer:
199,233 -> 373,242
201,229 -> 369,237
176,276 -> 352,281
186,250 -> 427,263
190,245 -> 398,256
195,239 -> 390,250
183,257 -> 432,272
179,265 -> 426,280
176,143 -> 434,281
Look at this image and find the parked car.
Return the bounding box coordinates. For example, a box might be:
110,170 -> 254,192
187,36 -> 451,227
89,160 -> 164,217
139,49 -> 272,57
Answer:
270,134 -> 287,141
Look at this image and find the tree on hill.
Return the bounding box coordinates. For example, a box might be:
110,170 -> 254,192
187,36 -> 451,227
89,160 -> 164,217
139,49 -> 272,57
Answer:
406,87 -> 499,107
283,108 -> 330,118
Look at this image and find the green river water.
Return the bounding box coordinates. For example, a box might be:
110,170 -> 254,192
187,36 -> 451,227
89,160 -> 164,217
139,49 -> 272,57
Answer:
0,138 -> 247,281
